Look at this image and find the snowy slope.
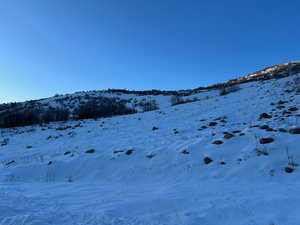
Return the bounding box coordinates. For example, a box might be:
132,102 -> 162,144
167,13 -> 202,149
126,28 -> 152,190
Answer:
1,74 -> 300,224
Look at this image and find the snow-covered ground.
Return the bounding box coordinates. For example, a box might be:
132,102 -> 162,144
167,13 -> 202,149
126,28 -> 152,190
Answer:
1,75 -> 300,225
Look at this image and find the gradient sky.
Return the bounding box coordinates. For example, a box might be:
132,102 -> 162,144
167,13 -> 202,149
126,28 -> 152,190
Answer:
1,0 -> 300,103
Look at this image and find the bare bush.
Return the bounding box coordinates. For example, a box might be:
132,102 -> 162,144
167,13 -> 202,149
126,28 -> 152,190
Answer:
138,100 -> 159,112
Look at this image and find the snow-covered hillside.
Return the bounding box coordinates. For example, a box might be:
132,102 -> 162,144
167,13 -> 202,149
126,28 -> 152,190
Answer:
1,74 -> 300,225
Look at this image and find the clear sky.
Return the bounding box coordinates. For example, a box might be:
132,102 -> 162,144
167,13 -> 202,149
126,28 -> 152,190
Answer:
1,0 -> 299,103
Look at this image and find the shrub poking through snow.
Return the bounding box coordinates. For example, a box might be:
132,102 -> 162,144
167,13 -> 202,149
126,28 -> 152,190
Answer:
85,149 -> 96,154
208,122 -> 217,126
113,150 -> 124,154
259,138 -> 274,144
266,127 -> 276,132
181,149 -> 190,154
259,125 -> 270,130
279,128 -> 287,133
232,130 -> 241,133
276,105 -> 285,109
125,149 -> 134,155
223,133 -> 234,139
285,167 -> 294,173
204,157 -> 213,164
289,128 -> 300,134
146,152 -> 156,159
288,106 -> 298,111
277,100 -> 287,105
212,140 -> 224,145
259,113 -> 272,119
56,126 -> 72,131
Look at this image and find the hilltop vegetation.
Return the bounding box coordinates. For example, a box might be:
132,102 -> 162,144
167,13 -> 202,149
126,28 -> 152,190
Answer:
1,61 -> 300,128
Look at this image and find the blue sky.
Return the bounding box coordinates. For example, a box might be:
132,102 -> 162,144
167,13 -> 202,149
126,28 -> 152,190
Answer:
1,0 -> 299,103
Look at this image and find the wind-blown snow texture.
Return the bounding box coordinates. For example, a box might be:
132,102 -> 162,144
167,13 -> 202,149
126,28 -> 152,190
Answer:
1,75 -> 300,225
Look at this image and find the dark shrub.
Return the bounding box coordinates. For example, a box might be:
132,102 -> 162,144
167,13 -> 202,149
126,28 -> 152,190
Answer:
181,149 -> 190,154
209,122 -> 218,126
212,140 -> 224,145
0,107 -> 70,128
259,138 -> 274,144
125,149 -> 134,155
74,97 -> 136,120
285,167 -> 294,173
224,133 -> 234,139
85,149 -> 95,154
289,128 -> 300,134
259,113 -> 272,119
204,157 -> 213,164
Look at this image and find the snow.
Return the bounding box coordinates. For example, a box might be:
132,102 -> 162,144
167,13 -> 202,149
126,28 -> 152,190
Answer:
1,75 -> 300,224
